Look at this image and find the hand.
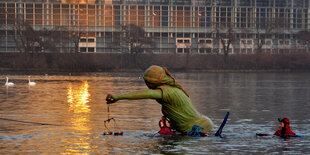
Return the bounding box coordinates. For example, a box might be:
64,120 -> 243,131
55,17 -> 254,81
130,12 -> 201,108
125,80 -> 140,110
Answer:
106,94 -> 117,104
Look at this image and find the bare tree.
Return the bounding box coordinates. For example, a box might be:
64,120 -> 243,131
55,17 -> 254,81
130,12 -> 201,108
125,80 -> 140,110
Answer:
296,31 -> 310,44
255,15 -> 285,54
296,30 -> 310,53
214,24 -> 238,62
13,19 -> 59,53
50,26 -> 83,53
68,31 -> 83,53
111,24 -> 155,54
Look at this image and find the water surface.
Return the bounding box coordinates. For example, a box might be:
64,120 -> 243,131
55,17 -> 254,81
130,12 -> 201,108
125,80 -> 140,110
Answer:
0,72 -> 310,154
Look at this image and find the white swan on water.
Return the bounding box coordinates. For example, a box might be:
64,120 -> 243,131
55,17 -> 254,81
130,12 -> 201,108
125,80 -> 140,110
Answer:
28,76 -> 36,86
5,77 -> 14,86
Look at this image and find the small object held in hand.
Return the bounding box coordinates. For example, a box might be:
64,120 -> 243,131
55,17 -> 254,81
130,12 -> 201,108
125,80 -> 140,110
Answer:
114,131 -> 123,136
103,99 -> 123,136
103,131 -> 113,135
106,94 -> 115,104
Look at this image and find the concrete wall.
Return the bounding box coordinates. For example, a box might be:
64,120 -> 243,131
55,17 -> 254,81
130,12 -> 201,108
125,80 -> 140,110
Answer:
0,52 -> 310,72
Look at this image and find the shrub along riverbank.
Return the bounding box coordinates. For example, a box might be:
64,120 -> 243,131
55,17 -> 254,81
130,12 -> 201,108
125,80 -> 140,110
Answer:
0,52 -> 310,72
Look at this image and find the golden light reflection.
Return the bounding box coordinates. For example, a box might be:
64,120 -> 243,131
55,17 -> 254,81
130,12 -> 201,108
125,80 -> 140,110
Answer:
64,80 -> 95,154
67,81 -> 90,114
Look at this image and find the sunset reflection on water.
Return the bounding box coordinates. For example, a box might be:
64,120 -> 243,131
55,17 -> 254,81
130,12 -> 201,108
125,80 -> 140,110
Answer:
67,80 -> 91,114
65,80 -> 95,154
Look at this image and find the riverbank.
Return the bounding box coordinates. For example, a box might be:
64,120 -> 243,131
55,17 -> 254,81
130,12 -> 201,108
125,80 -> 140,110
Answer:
1,52 -> 310,72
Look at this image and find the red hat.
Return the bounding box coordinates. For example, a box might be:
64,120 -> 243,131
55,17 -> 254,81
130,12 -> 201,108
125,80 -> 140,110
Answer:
278,118 -> 290,124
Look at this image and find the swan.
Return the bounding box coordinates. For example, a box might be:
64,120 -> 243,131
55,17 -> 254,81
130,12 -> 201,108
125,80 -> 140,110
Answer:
5,77 -> 14,86
28,76 -> 36,86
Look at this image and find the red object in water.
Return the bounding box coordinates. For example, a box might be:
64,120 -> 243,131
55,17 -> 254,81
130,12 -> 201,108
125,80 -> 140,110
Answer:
158,119 -> 176,136
103,131 -> 113,135
274,118 -> 296,137
274,128 -> 296,136
114,131 -> 123,136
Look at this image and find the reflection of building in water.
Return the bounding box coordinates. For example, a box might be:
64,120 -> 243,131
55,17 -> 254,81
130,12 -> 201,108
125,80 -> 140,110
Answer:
65,80 -> 95,154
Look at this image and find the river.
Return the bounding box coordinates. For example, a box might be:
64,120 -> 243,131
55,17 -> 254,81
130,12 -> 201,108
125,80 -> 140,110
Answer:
0,72 -> 310,154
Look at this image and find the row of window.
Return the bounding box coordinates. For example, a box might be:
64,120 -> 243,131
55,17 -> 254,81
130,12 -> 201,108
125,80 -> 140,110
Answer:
0,38 -> 305,46
4,0 -> 310,8
176,47 -> 302,54
80,47 -> 95,52
1,5 -> 308,15
0,29 -> 301,38
1,3 -> 308,15
1,19 -> 307,29
1,3 -> 308,29
80,38 -> 95,42
0,33 -> 303,41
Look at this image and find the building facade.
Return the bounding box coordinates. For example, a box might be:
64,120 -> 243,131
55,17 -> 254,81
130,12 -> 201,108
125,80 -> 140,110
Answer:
0,0 -> 309,54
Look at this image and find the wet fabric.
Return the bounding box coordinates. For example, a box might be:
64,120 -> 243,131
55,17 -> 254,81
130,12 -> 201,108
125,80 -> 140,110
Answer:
156,85 -> 213,133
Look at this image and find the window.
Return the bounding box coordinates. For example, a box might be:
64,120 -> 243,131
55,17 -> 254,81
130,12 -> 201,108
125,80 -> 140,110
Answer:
114,5 -> 120,26
0,3 -> 5,25
184,48 -> 190,53
256,0 -> 270,7
184,40 -> 190,43
80,38 -> 87,42
88,47 -> 95,52
88,38 -> 95,42
294,0 -> 304,7
162,6 -> 168,26
206,7 -> 211,27
184,33 -> 190,38
199,7 -> 205,27
241,49 -> 246,53
35,4 -> 43,25
279,40 -> 284,45
80,47 -> 87,52
219,0 -> 232,6
199,33 -> 206,38
285,40 -> 290,44
137,6 -> 145,26
26,4 -> 33,24
206,40 -> 212,44
154,33 -> 161,37
162,33 -> 168,38
177,40 -> 183,43
199,48 -> 205,53
239,0 -> 251,6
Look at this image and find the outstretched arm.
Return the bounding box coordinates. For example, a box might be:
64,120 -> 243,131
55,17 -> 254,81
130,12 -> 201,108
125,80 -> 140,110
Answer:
106,89 -> 162,104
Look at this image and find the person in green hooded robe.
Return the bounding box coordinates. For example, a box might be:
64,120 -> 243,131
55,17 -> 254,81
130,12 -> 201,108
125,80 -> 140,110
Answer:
106,65 -> 214,134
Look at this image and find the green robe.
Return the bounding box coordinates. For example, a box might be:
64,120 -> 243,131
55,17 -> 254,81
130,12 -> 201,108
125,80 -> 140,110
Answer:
156,85 -> 213,133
